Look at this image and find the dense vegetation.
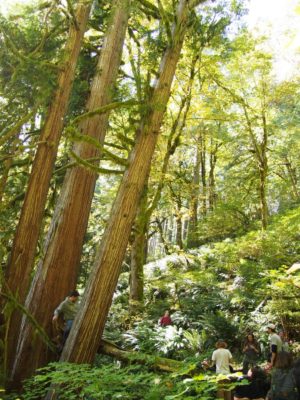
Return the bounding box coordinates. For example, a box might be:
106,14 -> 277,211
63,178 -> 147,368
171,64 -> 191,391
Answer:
0,0 -> 299,398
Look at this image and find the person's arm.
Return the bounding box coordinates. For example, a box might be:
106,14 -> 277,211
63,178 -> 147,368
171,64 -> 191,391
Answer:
250,343 -> 260,353
270,344 -> 277,367
211,351 -> 217,368
53,301 -> 64,321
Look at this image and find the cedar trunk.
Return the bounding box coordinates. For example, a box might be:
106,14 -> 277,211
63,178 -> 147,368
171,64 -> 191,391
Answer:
9,0 -> 130,388
61,0 -> 196,364
4,0 -> 92,379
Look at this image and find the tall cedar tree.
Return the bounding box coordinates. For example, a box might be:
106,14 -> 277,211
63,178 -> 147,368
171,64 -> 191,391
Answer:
4,0 -> 92,380
60,0 -> 207,365
9,0 -> 131,388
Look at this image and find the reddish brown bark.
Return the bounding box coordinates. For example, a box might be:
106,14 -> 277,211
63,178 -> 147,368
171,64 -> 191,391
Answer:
8,0 -> 131,388
4,0 -> 92,380
60,0 -> 202,365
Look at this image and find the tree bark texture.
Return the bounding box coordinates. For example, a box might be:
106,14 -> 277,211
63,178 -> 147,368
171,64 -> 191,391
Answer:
200,130 -> 207,215
175,202 -> 184,249
284,157 -> 299,200
208,140 -> 218,211
60,0 -> 196,365
0,138 -> 18,206
187,142 -> 200,248
129,64 -> 195,307
99,339 -> 183,372
129,186 -> 148,310
258,112 -> 268,229
4,0 -> 92,381
9,0 -> 130,388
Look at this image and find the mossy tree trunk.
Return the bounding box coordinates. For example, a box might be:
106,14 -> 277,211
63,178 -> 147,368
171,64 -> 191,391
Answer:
8,0 -> 130,389
200,129 -> 207,215
4,0 -> 92,383
129,56 -> 197,307
60,0 -> 205,365
187,142 -> 200,248
208,136 -> 219,211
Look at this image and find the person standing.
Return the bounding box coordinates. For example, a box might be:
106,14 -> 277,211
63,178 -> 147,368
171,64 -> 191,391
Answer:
267,351 -> 298,400
212,340 -> 233,400
53,290 -> 80,344
242,333 -> 260,374
159,310 -> 172,327
266,323 -> 282,368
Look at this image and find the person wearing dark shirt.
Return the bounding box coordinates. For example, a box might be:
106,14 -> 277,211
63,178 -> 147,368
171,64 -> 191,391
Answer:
234,366 -> 270,400
159,310 -> 172,326
242,333 -> 260,374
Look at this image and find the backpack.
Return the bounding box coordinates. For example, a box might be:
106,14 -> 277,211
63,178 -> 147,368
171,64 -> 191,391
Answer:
271,369 -> 299,400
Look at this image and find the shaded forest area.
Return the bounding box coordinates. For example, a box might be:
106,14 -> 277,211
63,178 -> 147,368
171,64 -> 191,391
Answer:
0,0 -> 299,398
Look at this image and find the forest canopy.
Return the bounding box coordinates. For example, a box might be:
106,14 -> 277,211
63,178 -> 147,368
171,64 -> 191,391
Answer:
0,0 -> 299,398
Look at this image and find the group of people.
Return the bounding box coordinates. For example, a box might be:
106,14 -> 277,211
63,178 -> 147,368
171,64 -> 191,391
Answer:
53,299 -> 299,400
208,323 -> 299,400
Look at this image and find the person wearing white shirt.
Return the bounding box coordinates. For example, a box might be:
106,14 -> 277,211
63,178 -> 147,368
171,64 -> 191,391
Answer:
212,340 -> 233,400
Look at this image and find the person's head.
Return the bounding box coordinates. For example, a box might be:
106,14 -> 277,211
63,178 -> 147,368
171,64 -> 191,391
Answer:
246,333 -> 255,342
216,339 -> 227,349
266,323 -> 276,334
164,310 -> 169,316
274,351 -> 293,370
249,366 -> 266,381
68,290 -> 80,303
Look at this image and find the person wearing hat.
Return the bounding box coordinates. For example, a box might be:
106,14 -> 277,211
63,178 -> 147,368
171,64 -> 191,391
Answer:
212,340 -> 233,400
53,290 -> 80,344
266,323 -> 282,367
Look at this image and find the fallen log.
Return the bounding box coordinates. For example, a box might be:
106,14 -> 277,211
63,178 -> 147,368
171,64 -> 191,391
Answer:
98,339 -> 187,373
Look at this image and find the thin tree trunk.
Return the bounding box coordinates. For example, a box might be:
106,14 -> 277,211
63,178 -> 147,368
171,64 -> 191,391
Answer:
60,0 -> 199,365
0,138 -> 18,205
175,200 -> 183,249
208,137 -> 219,211
4,0 -> 92,382
284,156 -> 299,200
8,0 -> 130,389
129,64 -> 195,307
129,187 -> 148,312
187,143 -> 200,248
156,218 -> 171,255
259,112 -> 268,229
259,164 -> 268,230
200,130 -> 207,215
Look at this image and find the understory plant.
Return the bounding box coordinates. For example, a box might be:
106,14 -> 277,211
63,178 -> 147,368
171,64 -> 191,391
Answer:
15,361 -> 225,400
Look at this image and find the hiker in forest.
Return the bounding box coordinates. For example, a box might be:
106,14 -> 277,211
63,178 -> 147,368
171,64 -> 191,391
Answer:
266,351 -> 298,400
52,290 -> 80,344
242,333 -> 261,374
211,339 -> 233,400
266,324 -> 282,368
233,365 -> 270,400
159,310 -> 172,327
